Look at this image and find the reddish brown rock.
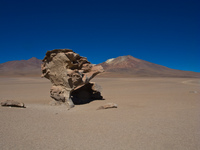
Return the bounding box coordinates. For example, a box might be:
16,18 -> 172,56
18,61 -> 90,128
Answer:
41,49 -> 104,108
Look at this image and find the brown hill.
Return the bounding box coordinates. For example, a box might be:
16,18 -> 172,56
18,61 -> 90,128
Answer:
0,57 -> 42,77
0,55 -> 199,78
98,55 -> 200,78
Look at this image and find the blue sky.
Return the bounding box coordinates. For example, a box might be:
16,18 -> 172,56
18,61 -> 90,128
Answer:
0,0 -> 199,72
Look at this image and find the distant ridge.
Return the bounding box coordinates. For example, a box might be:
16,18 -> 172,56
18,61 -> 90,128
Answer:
0,57 -> 42,77
0,56 -> 199,78
98,55 -> 200,78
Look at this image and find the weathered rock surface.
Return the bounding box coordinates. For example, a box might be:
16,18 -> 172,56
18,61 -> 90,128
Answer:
97,103 -> 118,110
41,49 -> 104,108
1,100 -> 25,108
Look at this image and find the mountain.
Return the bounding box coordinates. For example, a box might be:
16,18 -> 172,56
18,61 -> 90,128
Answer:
0,56 -> 199,78
98,55 -> 200,78
0,57 -> 42,77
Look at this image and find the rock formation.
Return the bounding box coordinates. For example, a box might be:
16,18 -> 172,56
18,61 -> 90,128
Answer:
41,49 -> 104,108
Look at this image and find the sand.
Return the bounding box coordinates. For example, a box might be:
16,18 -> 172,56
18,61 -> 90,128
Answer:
0,77 -> 200,150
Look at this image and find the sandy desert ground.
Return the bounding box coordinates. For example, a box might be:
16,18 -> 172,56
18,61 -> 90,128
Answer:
0,77 -> 200,150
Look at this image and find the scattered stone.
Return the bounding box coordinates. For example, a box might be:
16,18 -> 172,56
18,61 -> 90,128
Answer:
97,103 -> 117,110
41,49 -> 104,108
1,100 -> 26,108
189,91 -> 198,94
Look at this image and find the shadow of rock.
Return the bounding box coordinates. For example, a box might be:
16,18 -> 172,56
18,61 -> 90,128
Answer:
71,83 -> 104,105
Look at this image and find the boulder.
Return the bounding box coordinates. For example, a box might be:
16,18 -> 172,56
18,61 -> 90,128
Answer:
1,100 -> 25,108
41,49 -> 104,108
97,103 -> 118,110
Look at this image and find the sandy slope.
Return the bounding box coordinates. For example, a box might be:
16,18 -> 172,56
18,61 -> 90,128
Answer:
0,77 -> 200,150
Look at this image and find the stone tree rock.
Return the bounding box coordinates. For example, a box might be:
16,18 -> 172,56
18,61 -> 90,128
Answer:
41,49 -> 104,108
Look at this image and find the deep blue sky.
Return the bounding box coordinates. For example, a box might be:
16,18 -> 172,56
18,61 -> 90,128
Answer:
0,0 -> 199,72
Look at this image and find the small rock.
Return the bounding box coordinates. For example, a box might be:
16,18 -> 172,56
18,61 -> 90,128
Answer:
97,103 -> 117,110
189,91 -> 198,94
1,100 -> 25,108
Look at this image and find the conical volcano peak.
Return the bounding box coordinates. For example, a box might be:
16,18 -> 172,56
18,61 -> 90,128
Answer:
99,55 -> 200,77
115,55 -> 141,62
105,55 -> 141,65
29,57 -> 38,60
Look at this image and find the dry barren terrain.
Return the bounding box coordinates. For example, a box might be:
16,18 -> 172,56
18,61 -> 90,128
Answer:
0,77 -> 200,150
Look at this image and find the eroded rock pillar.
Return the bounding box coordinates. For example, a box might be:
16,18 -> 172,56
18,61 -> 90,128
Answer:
41,49 -> 104,108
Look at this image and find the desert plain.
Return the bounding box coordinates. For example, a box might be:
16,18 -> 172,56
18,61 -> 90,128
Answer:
0,76 -> 200,150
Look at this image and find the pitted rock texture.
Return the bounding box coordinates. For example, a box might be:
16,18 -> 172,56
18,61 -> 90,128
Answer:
41,49 -> 104,108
